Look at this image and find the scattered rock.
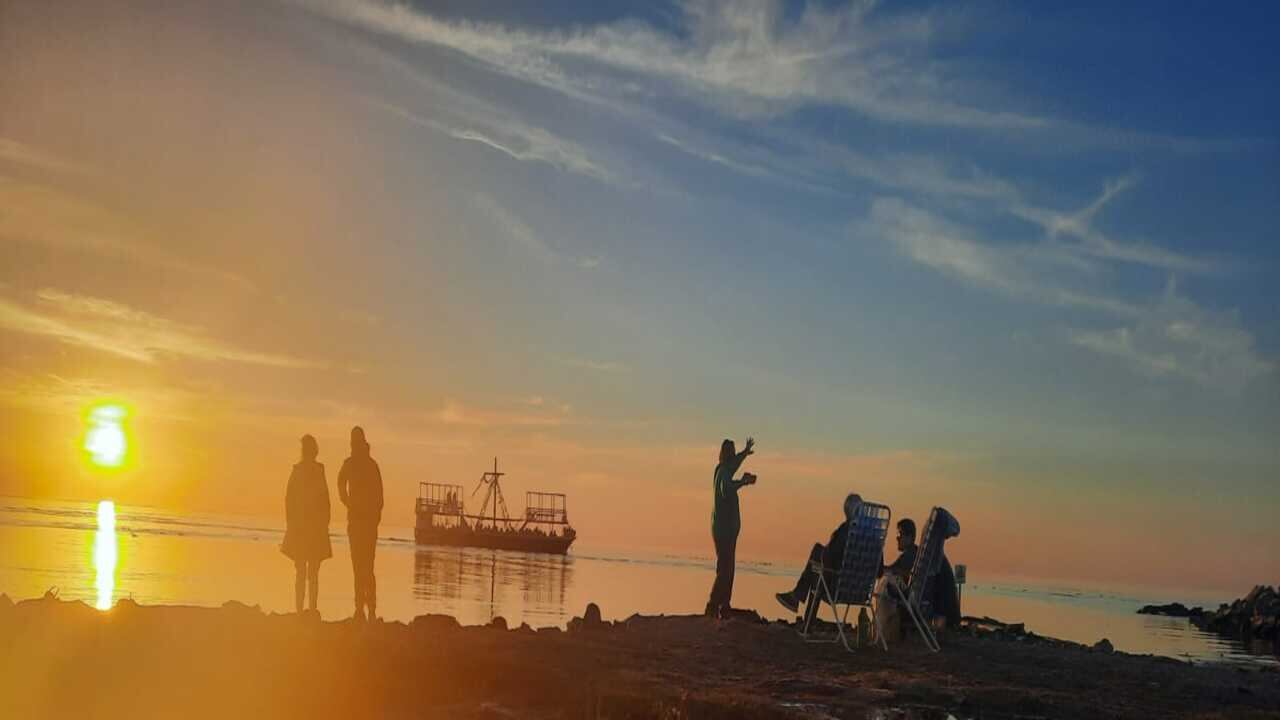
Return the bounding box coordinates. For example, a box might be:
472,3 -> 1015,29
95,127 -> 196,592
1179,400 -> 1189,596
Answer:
489,616 -> 508,631
1137,602 -> 1204,618
1093,639 -> 1114,653
411,613 -> 461,633
584,602 -> 603,625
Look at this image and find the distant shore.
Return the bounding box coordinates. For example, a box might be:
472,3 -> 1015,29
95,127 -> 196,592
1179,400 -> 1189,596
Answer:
3,591 -> 1279,719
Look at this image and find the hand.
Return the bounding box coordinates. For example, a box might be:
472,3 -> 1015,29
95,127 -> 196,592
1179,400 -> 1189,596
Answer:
743,436 -> 755,455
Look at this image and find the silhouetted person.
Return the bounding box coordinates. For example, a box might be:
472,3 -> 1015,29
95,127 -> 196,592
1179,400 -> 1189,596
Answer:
338,426 -> 383,621
882,518 -> 918,579
705,436 -> 755,618
774,493 -> 863,621
281,434 -> 332,614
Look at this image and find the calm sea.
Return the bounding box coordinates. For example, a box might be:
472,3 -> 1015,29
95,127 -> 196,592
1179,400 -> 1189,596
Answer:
0,497 -> 1273,667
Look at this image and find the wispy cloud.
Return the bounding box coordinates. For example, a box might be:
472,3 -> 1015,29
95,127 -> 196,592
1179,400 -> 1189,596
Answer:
434,399 -> 567,428
303,0 -> 1049,131
1011,175 -> 1221,274
473,193 -> 601,270
0,176 -> 255,291
0,289 -> 316,368
0,138 -> 95,176
869,197 -> 1270,392
560,356 -> 628,373
1067,279 -> 1274,393
368,98 -> 616,184
867,196 -> 1140,316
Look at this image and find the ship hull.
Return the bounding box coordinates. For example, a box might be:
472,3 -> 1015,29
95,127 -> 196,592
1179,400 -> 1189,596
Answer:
414,526 -> 574,555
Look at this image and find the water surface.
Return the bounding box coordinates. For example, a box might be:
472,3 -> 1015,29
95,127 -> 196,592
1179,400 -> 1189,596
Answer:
0,497 -> 1273,667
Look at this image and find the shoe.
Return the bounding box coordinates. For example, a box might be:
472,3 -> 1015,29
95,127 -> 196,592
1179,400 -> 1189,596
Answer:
775,592 -> 799,614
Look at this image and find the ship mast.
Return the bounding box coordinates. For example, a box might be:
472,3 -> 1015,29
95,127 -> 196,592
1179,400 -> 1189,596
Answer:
472,456 -> 512,530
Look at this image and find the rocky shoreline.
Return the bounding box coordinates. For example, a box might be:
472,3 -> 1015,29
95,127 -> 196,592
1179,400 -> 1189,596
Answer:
1139,585 -> 1280,651
4,591 -> 1280,719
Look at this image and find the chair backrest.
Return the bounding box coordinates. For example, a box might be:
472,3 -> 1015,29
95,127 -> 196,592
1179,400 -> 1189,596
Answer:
833,501 -> 891,606
907,506 -> 959,611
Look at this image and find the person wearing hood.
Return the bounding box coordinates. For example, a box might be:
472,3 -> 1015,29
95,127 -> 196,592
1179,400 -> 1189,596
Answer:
338,425 -> 383,621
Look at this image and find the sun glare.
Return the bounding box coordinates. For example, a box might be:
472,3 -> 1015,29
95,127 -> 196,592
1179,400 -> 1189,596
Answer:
94,500 -> 117,610
84,403 -> 128,469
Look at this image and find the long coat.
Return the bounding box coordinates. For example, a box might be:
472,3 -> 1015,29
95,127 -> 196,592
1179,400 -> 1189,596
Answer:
281,460 -> 333,562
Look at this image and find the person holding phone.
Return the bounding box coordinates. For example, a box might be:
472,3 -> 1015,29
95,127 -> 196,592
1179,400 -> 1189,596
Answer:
705,436 -> 757,618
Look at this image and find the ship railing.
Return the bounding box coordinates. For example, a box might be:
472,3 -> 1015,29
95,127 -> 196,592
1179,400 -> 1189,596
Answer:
417,482 -> 466,516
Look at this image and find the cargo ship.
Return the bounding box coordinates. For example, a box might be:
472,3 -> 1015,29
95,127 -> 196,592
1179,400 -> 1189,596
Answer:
413,458 -> 576,555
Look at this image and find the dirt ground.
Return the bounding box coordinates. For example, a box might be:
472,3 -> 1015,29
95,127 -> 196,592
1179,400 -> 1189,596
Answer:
2,594 -> 1277,719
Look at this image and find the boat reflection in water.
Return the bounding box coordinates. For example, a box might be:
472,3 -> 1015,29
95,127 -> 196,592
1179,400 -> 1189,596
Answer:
412,546 -> 573,626
93,500 -> 117,610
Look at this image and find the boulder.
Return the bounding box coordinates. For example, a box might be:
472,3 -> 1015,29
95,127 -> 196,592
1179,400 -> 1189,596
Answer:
489,616 -> 508,631
1092,638 -> 1114,653
410,613 -> 460,634
1136,602 -> 1203,618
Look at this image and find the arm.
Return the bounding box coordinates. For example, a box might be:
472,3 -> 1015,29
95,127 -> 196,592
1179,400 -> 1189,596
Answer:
735,436 -> 755,463
320,465 -> 331,527
373,460 -> 384,513
337,460 -> 350,507
285,466 -> 301,528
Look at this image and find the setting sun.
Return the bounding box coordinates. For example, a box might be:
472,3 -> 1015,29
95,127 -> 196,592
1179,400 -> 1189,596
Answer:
84,404 -> 128,469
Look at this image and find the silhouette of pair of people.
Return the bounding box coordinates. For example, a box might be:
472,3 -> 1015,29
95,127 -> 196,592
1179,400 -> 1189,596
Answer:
281,426 -> 384,621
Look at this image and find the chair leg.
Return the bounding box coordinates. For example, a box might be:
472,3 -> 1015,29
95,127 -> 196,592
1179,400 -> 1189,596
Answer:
867,603 -> 887,651
799,577 -> 822,638
891,583 -> 940,653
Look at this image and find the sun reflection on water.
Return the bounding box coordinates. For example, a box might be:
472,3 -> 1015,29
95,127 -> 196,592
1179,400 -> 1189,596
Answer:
94,500 -> 117,610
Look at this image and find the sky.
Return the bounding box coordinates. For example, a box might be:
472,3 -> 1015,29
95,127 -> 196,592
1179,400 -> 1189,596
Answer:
1,0 -> 1277,596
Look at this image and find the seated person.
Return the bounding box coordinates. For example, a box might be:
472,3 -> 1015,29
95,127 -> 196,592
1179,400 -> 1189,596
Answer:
930,553 -> 961,629
872,519 -> 918,643
881,518 -> 917,581
774,493 -> 863,618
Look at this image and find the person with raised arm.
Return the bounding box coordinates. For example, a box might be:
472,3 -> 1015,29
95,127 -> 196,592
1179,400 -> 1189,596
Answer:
705,436 -> 757,618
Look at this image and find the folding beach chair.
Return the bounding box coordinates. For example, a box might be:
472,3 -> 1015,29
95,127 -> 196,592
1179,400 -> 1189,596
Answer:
889,506 -> 960,653
798,501 -> 891,652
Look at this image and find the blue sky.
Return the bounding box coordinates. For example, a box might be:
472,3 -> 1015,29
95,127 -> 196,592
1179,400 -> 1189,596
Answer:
0,0 -> 1277,591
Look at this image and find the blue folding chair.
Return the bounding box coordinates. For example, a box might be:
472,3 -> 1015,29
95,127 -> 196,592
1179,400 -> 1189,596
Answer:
890,506 -> 960,653
798,501 -> 892,651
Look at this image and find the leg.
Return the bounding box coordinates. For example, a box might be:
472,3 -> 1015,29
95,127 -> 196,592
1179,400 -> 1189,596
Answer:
307,560 -> 320,611
792,544 -> 825,597
348,524 -> 366,618
707,532 -> 734,615
719,534 -> 737,614
293,560 -> 306,614
366,531 -> 378,619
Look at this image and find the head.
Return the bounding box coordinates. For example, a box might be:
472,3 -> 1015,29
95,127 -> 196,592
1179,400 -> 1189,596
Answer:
843,493 -> 863,522
350,425 -> 369,454
719,439 -> 735,465
896,518 -> 917,552
300,434 -> 318,462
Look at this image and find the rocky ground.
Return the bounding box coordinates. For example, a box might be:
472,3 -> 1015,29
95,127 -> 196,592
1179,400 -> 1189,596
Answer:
2,592 -> 1278,719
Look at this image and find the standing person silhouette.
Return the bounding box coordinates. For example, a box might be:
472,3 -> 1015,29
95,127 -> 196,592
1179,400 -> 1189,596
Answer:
281,434 -> 331,615
705,436 -> 756,618
338,426 -> 383,621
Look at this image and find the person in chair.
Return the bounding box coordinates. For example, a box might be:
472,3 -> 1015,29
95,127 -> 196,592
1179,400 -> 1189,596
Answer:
774,493 -> 863,620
